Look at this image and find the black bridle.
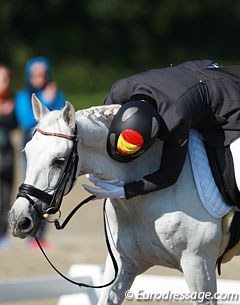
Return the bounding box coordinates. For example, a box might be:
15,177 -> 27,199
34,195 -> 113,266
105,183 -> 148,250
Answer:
16,125 -> 118,289
17,125 -> 79,218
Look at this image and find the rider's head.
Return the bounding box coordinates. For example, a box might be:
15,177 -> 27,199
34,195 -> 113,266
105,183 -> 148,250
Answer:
107,100 -> 161,163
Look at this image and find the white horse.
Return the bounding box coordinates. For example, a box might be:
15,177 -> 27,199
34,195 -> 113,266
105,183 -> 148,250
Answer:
9,95 -> 226,305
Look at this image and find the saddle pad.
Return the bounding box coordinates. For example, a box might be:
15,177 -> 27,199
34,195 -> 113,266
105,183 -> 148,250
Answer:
188,130 -> 232,218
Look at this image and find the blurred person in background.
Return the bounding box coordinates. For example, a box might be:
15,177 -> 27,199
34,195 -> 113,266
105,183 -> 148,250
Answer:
15,56 -> 66,249
0,63 -> 17,248
15,56 -> 65,150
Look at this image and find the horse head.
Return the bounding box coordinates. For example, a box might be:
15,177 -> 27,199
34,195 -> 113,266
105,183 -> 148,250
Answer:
9,94 -> 78,238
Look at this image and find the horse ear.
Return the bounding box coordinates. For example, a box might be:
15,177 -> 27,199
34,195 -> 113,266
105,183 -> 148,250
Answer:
32,94 -> 49,121
62,101 -> 75,129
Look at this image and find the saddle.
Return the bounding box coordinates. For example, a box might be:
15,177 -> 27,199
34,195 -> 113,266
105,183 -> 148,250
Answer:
205,144 -> 240,274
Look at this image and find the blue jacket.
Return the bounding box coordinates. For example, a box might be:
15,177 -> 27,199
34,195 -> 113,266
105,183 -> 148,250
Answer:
15,89 -> 65,131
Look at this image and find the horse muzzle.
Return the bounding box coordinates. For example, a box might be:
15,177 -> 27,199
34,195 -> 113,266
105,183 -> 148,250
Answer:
8,197 -> 42,239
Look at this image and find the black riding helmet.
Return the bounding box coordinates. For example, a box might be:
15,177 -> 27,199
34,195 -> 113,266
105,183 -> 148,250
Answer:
107,100 -> 161,163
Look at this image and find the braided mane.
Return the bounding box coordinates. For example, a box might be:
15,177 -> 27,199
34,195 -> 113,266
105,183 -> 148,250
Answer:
77,104 -> 121,127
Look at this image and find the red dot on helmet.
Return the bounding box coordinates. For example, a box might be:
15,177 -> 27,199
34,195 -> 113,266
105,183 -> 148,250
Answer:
121,129 -> 144,146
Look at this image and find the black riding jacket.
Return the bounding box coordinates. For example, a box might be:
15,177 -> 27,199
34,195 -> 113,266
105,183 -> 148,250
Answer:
104,60 -> 240,199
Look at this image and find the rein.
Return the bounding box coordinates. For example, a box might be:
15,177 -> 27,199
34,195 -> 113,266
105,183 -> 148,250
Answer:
36,196 -> 119,289
16,125 -> 118,289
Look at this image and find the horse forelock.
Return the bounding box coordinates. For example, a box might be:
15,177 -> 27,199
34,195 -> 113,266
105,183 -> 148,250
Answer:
35,110 -> 62,130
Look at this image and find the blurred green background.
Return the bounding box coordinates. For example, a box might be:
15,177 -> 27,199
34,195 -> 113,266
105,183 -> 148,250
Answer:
1,0 -> 240,109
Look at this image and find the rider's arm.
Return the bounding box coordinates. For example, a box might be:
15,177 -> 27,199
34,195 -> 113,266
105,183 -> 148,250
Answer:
124,124 -> 189,199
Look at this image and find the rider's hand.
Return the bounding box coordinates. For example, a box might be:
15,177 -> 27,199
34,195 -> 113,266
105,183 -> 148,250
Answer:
83,174 -> 126,199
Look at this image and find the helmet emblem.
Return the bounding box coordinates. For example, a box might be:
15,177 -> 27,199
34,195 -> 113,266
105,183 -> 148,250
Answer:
117,129 -> 144,155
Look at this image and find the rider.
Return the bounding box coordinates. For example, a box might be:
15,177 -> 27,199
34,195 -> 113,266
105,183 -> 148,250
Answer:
84,60 -> 240,200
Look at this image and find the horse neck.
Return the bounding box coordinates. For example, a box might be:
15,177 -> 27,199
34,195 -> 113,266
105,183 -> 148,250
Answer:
75,112 -> 162,181
75,112 -> 123,179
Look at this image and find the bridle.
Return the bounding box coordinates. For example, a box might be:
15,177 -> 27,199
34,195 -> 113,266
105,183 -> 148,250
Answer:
17,125 -> 79,218
16,124 -> 119,288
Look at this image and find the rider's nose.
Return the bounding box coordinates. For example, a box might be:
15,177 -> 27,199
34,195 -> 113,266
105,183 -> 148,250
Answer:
18,217 -> 32,231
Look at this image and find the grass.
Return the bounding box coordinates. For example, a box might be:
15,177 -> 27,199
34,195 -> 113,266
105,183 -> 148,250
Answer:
65,92 -> 109,110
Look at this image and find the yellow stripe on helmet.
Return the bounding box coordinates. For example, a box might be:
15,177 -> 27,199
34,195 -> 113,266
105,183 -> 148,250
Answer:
117,133 -> 141,155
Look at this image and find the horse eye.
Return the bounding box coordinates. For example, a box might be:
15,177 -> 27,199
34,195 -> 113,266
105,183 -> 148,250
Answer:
52,157 -> 66,167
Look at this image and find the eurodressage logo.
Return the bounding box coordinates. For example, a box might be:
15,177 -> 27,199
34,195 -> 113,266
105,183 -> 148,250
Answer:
125,289 -> 240,303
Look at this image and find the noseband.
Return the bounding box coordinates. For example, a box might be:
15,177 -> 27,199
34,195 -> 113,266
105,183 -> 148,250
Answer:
17,125 -> 79,218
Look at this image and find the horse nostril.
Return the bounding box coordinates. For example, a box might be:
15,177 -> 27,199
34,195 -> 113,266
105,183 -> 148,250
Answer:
18,217 -> 32,231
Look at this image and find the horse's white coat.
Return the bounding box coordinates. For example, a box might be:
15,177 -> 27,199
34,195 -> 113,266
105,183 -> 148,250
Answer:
9,98 -> 224,305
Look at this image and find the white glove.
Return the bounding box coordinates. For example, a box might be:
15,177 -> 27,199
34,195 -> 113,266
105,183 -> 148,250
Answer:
83,174 -> 126,199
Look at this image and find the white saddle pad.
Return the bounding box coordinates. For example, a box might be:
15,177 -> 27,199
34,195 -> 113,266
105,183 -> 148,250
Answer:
188,129 -> 232,218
